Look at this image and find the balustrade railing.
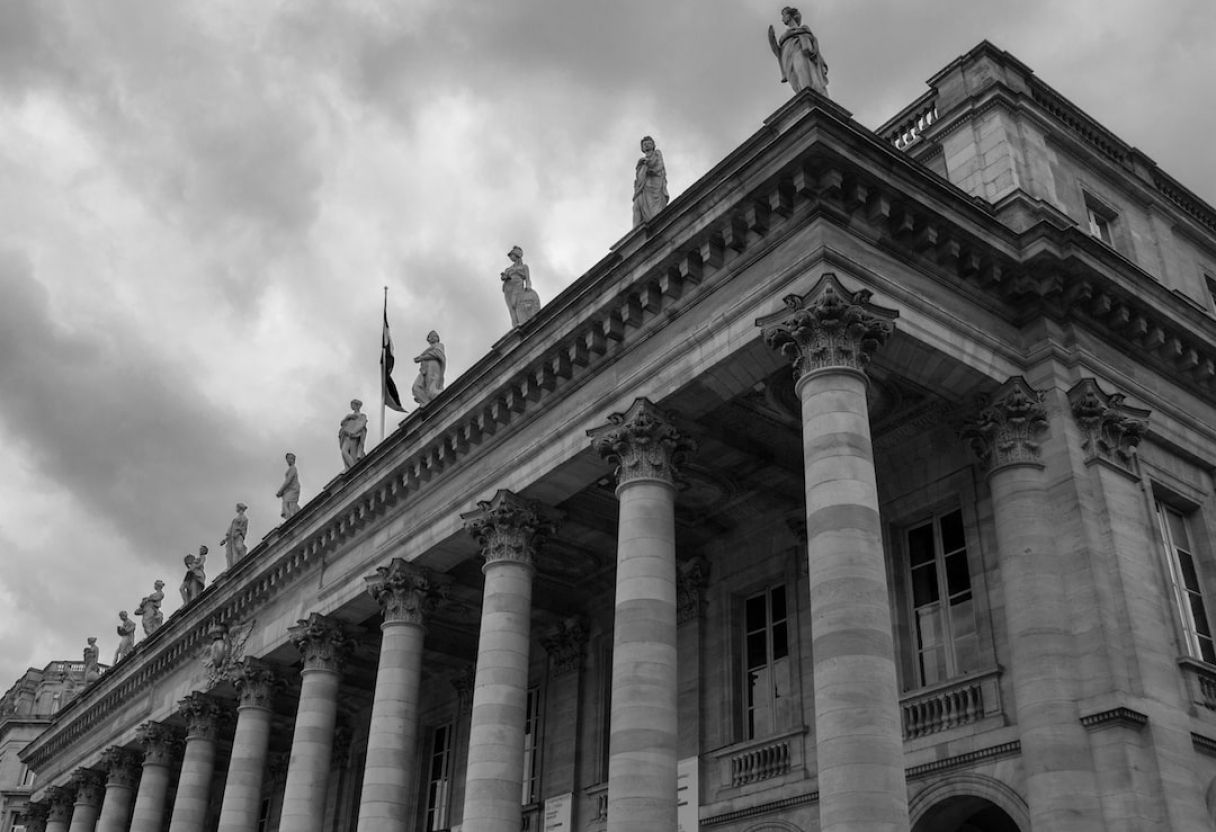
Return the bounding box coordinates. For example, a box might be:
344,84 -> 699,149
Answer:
900,668 -> 1002,740
1179,657 -> 1216,711
711,726 -> 807,794
879,91 -> 939,150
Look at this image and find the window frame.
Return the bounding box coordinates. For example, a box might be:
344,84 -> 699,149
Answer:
740,583 -> 794,740
1082,191 -> 1118,246
521,686 -> 542,806
1155,498 -> 1216,664
423,721 -> 455,832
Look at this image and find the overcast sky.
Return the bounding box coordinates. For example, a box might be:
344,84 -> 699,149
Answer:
0,0 -> 1213,690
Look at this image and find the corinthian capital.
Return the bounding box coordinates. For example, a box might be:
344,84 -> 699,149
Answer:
24,801 -> 49,832
70,768 -> 105,806
1067,378 -> 1149,473
177,691 -> 228,741
960,377 -> 1049,474
99,746 -> 142,789
288,613 -> 356,673
231,658 -> 280,709
461,490 -> 556,569
587,397 -> 696,488
364,558 -> 443,626
135,721 -> 179,766
757,273 -> 898,381
46,785 -> 75,821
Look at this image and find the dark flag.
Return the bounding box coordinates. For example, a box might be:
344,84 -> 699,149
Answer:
381,301 -> 407,413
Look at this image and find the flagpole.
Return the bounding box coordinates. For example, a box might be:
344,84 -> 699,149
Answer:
380,286 -> 388,443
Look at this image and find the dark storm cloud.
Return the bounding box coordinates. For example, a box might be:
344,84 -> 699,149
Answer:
0,249 -> 264,565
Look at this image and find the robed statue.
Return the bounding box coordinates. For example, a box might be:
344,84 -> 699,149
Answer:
339,401 -> 368,470
632,136 -> 669,226
412,331 -> 446,405
768,7 -> 829,96
501,246 -> 542,328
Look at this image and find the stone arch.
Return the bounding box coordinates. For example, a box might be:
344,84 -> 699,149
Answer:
743,821 -> 803,832
909,773 -> 1029,832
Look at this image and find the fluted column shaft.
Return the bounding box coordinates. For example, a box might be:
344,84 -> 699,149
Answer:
217,661 -> 278,832
459,491 -> 554,832
280,614 -> 353,832
95,748 -> 141,832
129,724 -> 176,832
759,274 -> 907,832
356,560 -> 437,831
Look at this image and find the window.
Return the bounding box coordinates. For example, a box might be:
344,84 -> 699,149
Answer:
906,509 -> 979,686
1155,501 -> 1216,663
256,797 -> 272,832
743,585 -> 794,738
1205,274 -> 1216,316
424,723 -> 454,831
521,687 -> 541,804
1084,194 -> 1116,245
18,763 -> 34,787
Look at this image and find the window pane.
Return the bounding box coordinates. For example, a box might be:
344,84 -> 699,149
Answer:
770,586 -> 787,622
772,621 -> 789,661
940,510 -> 965,553
912,563 -> 939,607
1167,509 -> 1190,550
915,605 -> 941,648
1201,635 -> 1216,665
745,595 -> 766,632
951,598 -> 976,641
908,523 -> 935,566
1189,593 -> 1214,638
919,646 -> 946,686
954,634 -> 979,675
945,552 -> 972,597
1180,552 -> 1202,592
747,668 -> 772,736
746,631 -> 767,668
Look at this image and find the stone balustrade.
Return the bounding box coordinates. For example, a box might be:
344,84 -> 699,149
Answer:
900,668 -> 1003,740
711,726 -> 808,795
1178,657 -> 1216,711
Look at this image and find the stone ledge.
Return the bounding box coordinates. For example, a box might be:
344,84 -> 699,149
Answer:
905,740 -> 1021,780
1079,706 -> 1149,731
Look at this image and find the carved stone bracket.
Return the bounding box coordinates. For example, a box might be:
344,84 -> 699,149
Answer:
99,746 -> 141,789
1067,378 -> 1149,474
288,613 -> 357,674
587,397 -> 696,488
365,558 -> 444,626
45,785 -> 75,821
177,692 -> 229,741
69,767 -> 105,806
461,490 -> 556,569
135,722 -> 179,766
541,618 -> 589,676
960,377 -> 1049,475
451,664 -> 476,714
231,658 -> 281,710
677,556 -> 711,625
756,272 -> 898,381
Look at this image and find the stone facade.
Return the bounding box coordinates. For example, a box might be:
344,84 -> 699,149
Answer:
16,41 -> 1216,832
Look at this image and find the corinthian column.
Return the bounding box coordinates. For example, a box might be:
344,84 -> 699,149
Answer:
67,770 -> 105,832
458,490 -> 555,832
588,397 -> 695,832
962,377 -> 1102,831
25,801 -> 49,832
280,613 -> 355,832
44,786 -> 75,832
216,659 -> 280,832
355,558 -> 440,831
129,723 -> 178,832
758,273 -> 908,832
95,748 -> 141,832
167,692 -> 228,832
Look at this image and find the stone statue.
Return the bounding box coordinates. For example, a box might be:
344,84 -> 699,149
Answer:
180,545 -> 208,605
114,612 -> 135,663
82,637 -> 100,684
277,452 -> 301,518
411,331 -> 446,405
339,401 -> 367,470
632,136 -> 669,226
767,7 -> 829,96
221,503 -> 249,568
500,246 -> 542,328
134,581 -> 165,636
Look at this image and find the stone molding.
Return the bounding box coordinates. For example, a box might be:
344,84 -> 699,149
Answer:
461,490 -> 556,569
46,785 -> 74,821
99,746 -> 141,789
1079,706 -> 1148,731
540,618 -> 589,676
135,722 -> 179,766
364,558 -> 441,626
231,658 -> 280,710
587,398 -> 696,488
904,740 -> 1021,780
288,613 -> 356,674
960,377 -> 1048,474
1067,378 -> 1149,475
70,768 -> 105,806
756,272 -> 898,381
677,556 -> 711,624
177,691 -> 229,741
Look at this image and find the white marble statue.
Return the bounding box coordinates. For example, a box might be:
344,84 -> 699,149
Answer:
277,452 -> 301,518
339,401 -> 367,470
412,331 -> 446,404
134,580 -> 165,635
82,637 -> 100,684
114,612 -> 135,663
180,545 -> 208,605
767,6 -> 829,96
501,246 -> 542,328
632,136 -> 669,226
221,503 -> 249,568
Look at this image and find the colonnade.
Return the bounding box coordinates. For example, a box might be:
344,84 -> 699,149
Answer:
22,273 -> 1110,832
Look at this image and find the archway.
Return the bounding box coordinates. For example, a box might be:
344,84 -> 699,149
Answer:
912,795 -> 1023,832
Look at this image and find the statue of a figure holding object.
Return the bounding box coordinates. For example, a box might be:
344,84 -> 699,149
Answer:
768,7 -> 829,96
339,400 -> 367,470
412,331 -> 446,405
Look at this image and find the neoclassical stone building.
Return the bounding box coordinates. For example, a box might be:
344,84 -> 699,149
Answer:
18,42 -> 1216,832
